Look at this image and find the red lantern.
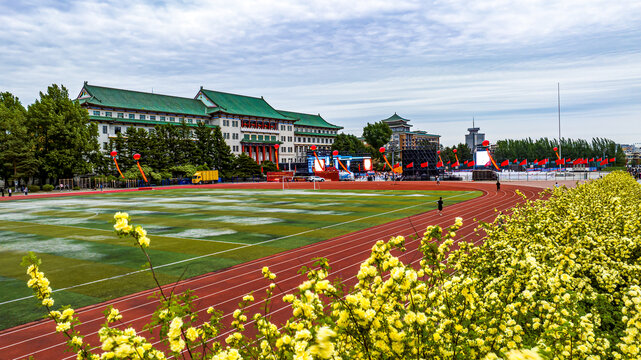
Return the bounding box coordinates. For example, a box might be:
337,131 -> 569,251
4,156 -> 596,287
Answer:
437,150 -> 441,154
110,151 -> 117,157
453,149 -> 457,154
133,153 -> 141,160
274,144 -> 280,150
553,147 -> 558,151
332,150 -> 339,156
482,140 -> 490,147
379,147 -> 385,153
311,145 -> 317,151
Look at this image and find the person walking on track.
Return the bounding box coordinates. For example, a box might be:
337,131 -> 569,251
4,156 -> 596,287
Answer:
437,197 -> 443,215
496,180 -> 501,191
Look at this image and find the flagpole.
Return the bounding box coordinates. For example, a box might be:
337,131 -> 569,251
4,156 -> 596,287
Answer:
558,83 -> 562,165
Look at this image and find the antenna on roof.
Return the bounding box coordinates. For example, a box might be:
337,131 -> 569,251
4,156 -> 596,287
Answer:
472,116 -> 475,128
151,88 -> 154,94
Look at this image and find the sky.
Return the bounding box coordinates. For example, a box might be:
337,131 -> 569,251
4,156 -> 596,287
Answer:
1,0 -> 640,146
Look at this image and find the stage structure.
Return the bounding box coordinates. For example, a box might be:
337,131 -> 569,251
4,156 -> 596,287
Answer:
306,150 -> 372,174
400,140 -> 440,180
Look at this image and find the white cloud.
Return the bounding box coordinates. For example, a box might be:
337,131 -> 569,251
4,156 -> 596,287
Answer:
1,0 -> 640,145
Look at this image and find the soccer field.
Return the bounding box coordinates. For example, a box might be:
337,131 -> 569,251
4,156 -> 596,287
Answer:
0,187 -> 480,329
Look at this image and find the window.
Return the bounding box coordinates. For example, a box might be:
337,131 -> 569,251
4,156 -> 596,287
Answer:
288,147 -> 292,153
232,120 -> 238,127
288,126 -> 292,131
188,119 -> 193,123
281,136 -> 285,141
140,115 -> 146,120
93,110 -> 100,116
170,117 -> 175,122
244,134 -> 249,140
232,133 -> 238,140
129,114 -> 135,119
271,136 -> 276,141
251,135 -> 257,140
115,126 -> 122,134
150,116 -> 156,121
179,117 -> 184,122
258,135 -> 263,140
160,116 -> 165,121
118,113 -> 124,118
102,125 -> 108,134
223,120 -> 229,126
103,142 -> 108,150
288,136 -> 292,142
105,112 -> 112,117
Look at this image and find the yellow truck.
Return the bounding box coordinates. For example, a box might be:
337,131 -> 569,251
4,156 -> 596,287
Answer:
192,170 -> 219,184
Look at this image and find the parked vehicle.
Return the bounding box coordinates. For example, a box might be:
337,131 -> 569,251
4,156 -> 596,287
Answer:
307,176 -> 325,182
192,170 -> 219,184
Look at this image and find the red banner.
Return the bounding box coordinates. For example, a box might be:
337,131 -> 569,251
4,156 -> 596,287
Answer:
406,162 -> 414,168
421,162 -> 428,168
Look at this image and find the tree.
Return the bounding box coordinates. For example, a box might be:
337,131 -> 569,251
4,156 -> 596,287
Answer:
233,154 -> 261,178
261,160 -> 278,173
0,92 -> 38,184
193,123 -> 216,167
27,84 -> 99,182
362,122 -> 392,150
332,133 -> 369,154
211,127 -> 234,177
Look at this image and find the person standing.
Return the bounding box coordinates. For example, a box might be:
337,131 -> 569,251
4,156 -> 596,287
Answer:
436,176 -> 440,185
100,183 -> 103,191
24,186 -> 28,196
437,197 -> 443,216
496,180 -> 501,191
8,188 -> 11,197
1,187 -> 4,197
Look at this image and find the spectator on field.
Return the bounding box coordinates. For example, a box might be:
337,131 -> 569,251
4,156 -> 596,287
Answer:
496,180 -> 501,191
24,187 -> 28,196
8,188 -> 11,197
437,197 -> 443,216
436,176 -> 440,185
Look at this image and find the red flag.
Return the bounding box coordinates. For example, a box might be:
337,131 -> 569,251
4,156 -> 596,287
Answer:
573,158 -> 582,165
597,157 -> 602,162
501,159 -> 509,166
464,160 -> 468,164
393,163 -> 400,168
467,161 -> 475,167
589,158 -> 594,162
406,162 -> 414,168
555,159 -> 563,165
600,160 -> 608,166
421,162 -> 428,168
453,161 -> 460,167
534,159 -> 539,164
609,157 -> 615,163
447,160 -> 451,165
436,161 -> 442,168
514,159 -> 518,164
519,159 -> 527,166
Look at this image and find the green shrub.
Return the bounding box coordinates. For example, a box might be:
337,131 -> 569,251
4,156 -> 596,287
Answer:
72,186 -> 80,190
27,185 -> 40,192
42,184 -> 54,191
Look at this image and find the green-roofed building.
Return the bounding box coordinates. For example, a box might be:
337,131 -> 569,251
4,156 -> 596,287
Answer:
380,113 -> 440,151
277,110 -> 342,163
76,83 -> 343,165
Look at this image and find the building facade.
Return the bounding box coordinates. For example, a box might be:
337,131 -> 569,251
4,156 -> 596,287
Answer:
76,83 -> 342,165
381,113 -> 440,151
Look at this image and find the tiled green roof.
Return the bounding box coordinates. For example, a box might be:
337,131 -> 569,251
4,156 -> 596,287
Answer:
294,131 -> 337,137
200,89 -> 293,121
407,130 -> 440,137
89,115 -> 216,128
381,113 -> 412,125
277,110 -> 342,129
80,84 -> 209,116
240,139 -> 282,145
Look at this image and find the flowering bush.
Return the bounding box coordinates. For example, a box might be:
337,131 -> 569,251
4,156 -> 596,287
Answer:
22,172 -> 641,359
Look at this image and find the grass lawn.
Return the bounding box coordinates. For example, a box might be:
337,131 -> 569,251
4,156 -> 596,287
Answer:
0,187 -> 480,329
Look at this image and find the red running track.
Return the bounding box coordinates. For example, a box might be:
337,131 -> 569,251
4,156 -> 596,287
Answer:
0,181 -> 542,360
